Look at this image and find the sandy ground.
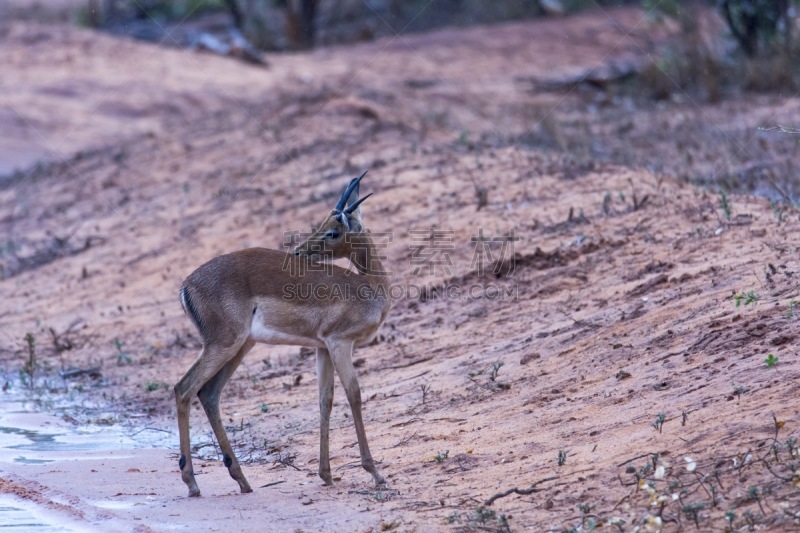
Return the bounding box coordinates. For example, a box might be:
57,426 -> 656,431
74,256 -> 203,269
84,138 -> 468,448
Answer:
1,6 -> 799,532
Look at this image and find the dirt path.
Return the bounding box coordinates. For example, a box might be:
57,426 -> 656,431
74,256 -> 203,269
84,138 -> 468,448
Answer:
1,6 -> 799,532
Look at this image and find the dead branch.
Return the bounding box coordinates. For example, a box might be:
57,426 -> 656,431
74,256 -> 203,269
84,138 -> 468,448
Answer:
392,431 -> 418,448
758,125 -> 800,135
193,29 -> 267,66
484,476 -> 558,506
50,318 -> 84,352
272,452 -> 300,471
130,426 -> 172,437
58,366 -> 101,379
259,480 -> 286,488
374,355 -> 433,372
616,452 -> 657,468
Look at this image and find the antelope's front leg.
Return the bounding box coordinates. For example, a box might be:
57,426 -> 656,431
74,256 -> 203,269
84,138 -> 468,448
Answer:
327,339 -> 386,487
317,348 -> 335,485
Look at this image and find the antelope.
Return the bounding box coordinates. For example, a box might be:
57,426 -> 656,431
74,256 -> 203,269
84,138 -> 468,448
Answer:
175,172 -> 390,497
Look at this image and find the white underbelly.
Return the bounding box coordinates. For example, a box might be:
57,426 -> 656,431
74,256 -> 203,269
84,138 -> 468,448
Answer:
249,320 -> 323,347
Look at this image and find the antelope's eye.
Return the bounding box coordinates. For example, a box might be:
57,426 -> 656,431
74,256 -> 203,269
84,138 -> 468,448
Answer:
325,230 -> 340,240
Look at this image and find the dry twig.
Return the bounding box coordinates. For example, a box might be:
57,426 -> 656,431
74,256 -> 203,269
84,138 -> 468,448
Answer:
484,476 -> 559,505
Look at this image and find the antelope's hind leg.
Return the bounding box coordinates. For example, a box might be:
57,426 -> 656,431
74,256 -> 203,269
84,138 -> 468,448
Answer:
198,339 -> 255,494
174,340 -> 247,497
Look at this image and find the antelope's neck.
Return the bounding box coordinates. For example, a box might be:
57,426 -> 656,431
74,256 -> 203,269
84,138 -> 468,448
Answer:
350,232 -> 389,280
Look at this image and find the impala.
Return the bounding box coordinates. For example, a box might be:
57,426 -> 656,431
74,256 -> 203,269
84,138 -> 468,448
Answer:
175,172 -> 390,497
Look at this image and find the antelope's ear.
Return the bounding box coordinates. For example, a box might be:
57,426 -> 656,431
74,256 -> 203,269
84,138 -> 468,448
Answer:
346,214 -> 364,233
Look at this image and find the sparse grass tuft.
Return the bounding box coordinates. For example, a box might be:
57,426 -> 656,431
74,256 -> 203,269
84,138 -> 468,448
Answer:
557,449 -> 568,466
419,384 -> 430,404
771,199 -> 787,222
719,189 -> 731,220
652,412 -> 666,433
145,381 -> 168,392
467,360 -> 510,392
489,360 -> 504,382
732,381 -> 747,401
447,507 -> 510,532
786,300 -> 797,319
732,290 -> 758,308
22,332 -> 36,389
115,338 -> 132,365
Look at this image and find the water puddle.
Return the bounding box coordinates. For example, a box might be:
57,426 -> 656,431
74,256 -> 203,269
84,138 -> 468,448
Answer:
0,389 -> 178,530
0,410 -> 137,464
0,396 -> 171,464
0,496 -> 86,532
11,457 -> 55,465
0,425 -> 57,464
0,425 -> 57,446
86,499 -> 137,510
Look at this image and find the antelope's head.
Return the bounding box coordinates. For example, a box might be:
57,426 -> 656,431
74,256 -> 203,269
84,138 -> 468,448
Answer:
294,171 -> 371,261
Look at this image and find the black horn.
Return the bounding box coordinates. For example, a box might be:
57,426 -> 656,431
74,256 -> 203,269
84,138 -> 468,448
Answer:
344,192 -> 372,214
335,171 -> 367,212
